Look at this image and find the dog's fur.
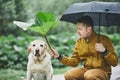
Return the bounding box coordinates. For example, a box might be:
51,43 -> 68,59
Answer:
27,40 -> 53,80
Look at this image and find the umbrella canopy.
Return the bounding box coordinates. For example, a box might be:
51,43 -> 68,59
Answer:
60,1 -> 120,26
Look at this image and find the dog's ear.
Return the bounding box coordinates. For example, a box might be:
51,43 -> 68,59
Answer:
28,45 -> 31,54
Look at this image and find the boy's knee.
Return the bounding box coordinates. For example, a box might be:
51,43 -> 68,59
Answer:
84,70 -> 94,80
84,69 -> 108,80
64,70 -> 72,80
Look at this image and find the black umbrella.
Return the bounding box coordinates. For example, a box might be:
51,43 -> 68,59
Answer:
60,1 -> 120,42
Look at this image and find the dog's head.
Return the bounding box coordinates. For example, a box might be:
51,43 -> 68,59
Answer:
28,40 -> 47,57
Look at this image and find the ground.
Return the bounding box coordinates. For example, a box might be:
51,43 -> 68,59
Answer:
53,65 -> 120,80
21,65 -> 120,80
53,74 -> 64,80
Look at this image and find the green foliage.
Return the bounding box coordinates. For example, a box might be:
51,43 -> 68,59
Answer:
0,34 -> 35,70
0,0 -> 16,35
14,0 -> 28,21
48,32 -> 77,67
108,33 -> 120,62
0,0 -> 29,35
53,67 -> 72,74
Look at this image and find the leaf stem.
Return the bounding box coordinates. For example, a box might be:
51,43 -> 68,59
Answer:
44,35 -> 52,50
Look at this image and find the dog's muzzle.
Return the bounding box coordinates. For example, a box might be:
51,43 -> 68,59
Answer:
35,50 -> 40,56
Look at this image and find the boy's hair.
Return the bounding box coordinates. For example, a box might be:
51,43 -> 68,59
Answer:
77,16 -> 94,28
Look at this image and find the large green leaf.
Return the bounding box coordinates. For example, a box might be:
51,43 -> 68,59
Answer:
29,21 -> 58,35
29,11 -> 58,36
35,12 -> 55,26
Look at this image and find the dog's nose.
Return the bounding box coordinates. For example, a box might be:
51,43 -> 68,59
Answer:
35,50 -> 40,56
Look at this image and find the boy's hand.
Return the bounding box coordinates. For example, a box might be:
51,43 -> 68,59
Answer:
95,43 -> 106,53
50,49 -> 59,58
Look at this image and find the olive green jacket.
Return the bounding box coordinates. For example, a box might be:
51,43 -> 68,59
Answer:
60,31 -> 118,73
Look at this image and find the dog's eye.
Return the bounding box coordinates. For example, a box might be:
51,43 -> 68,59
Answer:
33,44 -> 36,47
40,44 -> 43,47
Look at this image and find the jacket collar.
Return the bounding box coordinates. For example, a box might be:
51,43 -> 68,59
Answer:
85,31 -> 98,43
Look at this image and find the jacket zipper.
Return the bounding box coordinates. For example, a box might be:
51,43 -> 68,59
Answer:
87,39 -> 94,68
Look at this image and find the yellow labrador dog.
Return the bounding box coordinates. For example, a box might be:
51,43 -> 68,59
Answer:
27,40 -> 53,80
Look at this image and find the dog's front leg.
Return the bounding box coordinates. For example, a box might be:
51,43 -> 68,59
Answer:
46,69 -> 53,80
27,71 -> 32,80
46,73 -> 53,80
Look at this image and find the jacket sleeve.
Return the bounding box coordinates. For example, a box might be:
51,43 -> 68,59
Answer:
102,36 -> 118,67
60,40 -> 81,67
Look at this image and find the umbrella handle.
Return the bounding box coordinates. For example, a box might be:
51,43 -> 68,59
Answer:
98,13 -> 101,43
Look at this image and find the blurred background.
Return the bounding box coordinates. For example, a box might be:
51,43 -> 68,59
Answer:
0,0 -> 120,80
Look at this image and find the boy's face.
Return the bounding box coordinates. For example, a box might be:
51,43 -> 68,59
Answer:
76,22 -> 92,38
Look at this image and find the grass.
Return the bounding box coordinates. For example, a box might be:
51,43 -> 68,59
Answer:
0,67 -> 71,80
0,69 -> 26,80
